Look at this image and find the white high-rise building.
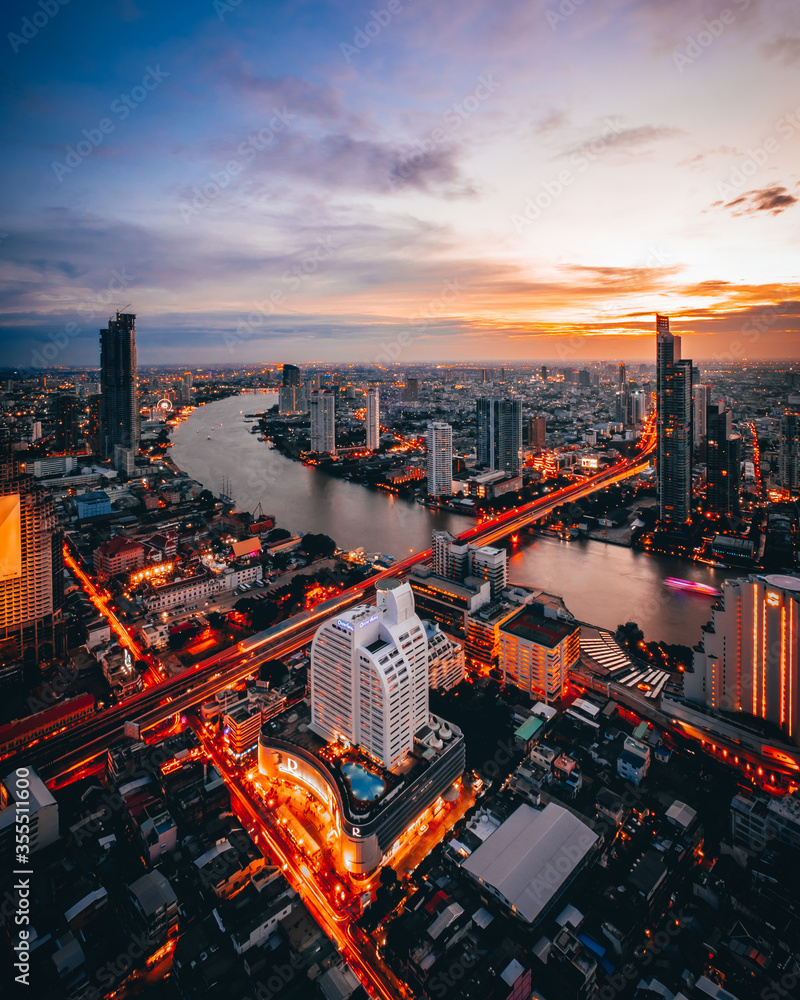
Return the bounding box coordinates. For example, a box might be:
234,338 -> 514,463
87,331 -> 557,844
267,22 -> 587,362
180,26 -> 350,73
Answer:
469,545 -> 507,599
309,580 -> 429,770
366,388 -> 380,451
427,422 -> 452,497
687,574 -> 800,745
309,390 -> 335,454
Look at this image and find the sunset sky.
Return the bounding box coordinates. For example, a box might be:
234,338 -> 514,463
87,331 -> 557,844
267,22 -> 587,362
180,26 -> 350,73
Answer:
1,0 -> 799,366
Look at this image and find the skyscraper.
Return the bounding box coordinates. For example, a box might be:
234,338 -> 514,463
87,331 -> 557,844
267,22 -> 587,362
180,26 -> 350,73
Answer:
656,314 -> 693,524
687,574 -> 800,745
431,530 -> 507,598
477,397 -> 522,475
366,387 -> 380,451
693,383 -> 709,452
426,422 -> 453,497
282,364 -> 300,386
309,389 -> 335,454
0,448 -> 63,662
779,413 -> 800,489
100,311 -> 138,474
706,404 -> 741,516
309,580 -> 429,770
54,394 -> 80,452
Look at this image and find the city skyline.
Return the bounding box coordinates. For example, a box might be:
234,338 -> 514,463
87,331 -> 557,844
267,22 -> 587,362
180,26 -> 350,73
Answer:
1,1 -> 800,365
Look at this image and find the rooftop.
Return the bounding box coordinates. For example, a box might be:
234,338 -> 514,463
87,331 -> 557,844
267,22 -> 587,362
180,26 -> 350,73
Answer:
501,606 -> 578,648
462,803 -> 598,924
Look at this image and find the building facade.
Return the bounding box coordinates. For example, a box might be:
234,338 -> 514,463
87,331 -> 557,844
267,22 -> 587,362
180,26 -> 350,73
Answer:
477,397 -> 523,476
366,387 -> 380,451
309,389 -> 336,454
687,574 -> 800,745
656,314 -> 693,524
0,448 -> 63,662
426,422 -> 453,497
499,604 -> 579,703
705,404 -> 741,516
309,580 -> 429,769
779,413 -> 800,489
100,311 -> 138,472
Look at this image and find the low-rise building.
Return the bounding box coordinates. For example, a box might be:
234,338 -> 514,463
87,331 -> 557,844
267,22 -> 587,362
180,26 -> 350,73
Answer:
730,789 -> 800,852
126,870 -> 179,948
617,737 -> 651,786
93,536 -> 146,575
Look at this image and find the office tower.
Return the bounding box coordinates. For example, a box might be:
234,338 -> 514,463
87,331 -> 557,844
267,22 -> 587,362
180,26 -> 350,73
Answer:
309,389 -> 336,454
282,364 -> 300,387
0,447 -> 63,662
31,422 -> 42,442
541,366 -> 548,381
366,387 -> 380,451
693,383 -> 709,451
706,404 -> 741,516
426,422 -> 453,497
618,363 -> 627,388
309,580 -> 429,769
477,397 -> 522,475
656,314 -> 693,524
578,369 -> 591,388
687,575 -> 800,745
481,368 -> 488,383
779,414 -> 800,489
54,394 -> 80,452
528,415 -> 546,454
100,311 -> 138,473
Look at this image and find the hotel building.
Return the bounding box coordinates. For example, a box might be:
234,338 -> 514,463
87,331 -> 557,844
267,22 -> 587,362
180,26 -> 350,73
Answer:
259,581 -> 465,873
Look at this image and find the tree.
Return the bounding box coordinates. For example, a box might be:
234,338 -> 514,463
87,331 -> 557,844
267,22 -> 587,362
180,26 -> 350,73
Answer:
265,527 -> 291,544
299,533 -> 336,559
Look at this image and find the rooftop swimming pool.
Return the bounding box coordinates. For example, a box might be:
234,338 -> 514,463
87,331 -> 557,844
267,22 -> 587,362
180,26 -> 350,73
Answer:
341,761 -> 386,801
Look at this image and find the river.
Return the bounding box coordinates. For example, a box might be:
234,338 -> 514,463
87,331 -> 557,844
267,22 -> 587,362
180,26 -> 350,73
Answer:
170,392 -> 740,645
